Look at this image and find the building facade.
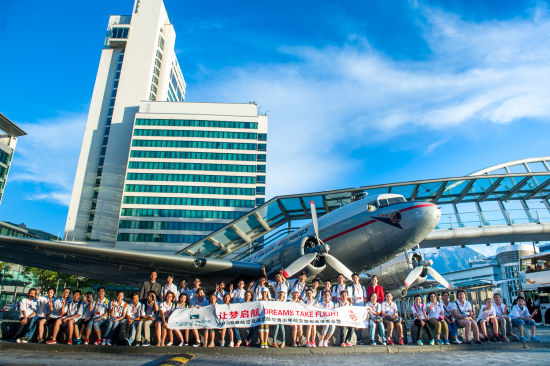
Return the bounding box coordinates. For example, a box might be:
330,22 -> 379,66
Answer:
65,0 -> 268,253
0,113 -> 27,205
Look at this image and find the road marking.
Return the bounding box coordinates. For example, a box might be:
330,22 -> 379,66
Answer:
155,354 -> 194,366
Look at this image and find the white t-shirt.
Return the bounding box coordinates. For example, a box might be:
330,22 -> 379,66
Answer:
231,288 -> 246,303
347,284 -> 366,305
288,280 -> 307,299
110,300 -> 127,319
366,301 -> 382,320
215,290 -> 228,303
81,301 -> 95,320
141,301 -> 158,319
441,301 -> 456,318
62,300 -> 83,318
411,303 -> 427,320
331,284 -> 347,302
426,302 -> 443,320
303,298 -> 317,306
476,305 -> 496,322
338,299 -> 351,307
509,304 -> 530,319
271,281 -> 288,300
175,302 -> 188,310
382,301 -> 398,316
36,296 -> 61,318
317,289 -> 331,303
19,298 -> 36,318
126,302 -> 142,320
160,284 -> 179,301
454,300 -> 473,318
159,301 -> 174,318
320,299 -> 335,309
92,298 -> 110,320
493,303 -> 507,317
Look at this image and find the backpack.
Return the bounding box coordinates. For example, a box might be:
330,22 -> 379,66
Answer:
115,319 -> 130,344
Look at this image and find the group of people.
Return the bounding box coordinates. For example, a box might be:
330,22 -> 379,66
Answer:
14,268 -> 541,347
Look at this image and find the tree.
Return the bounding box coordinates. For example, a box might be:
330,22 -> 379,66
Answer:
0,262 -> 13,280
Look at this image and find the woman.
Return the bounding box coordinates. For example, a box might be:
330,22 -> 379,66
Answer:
155,291 -> 175,346
104,291 -> 127,346
172,293 -> 188,346
318,290 -> 336,347
381,292 -> 404,345
289,289 -> 303,347
411,295 -> 435,346
258,288 -> 271,348
452,289 -> 482,344
338,290 -> 355,347
220,293 -> 242,347
303,288 -> 318,348
477,297 -> 498,342
366,293 -> 386,345
426,292 -> 449,345
272,290 -> 286,348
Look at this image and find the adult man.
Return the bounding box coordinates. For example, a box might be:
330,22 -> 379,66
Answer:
15,288 -> 38,343
493,293 -> 511,342
139,270 -> 162,303
366,275 -> 384,304
47,289 -> 83,344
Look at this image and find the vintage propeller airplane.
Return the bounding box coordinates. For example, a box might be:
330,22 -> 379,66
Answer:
0,193 -> 449,295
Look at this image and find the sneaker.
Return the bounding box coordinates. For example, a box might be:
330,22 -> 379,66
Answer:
444,339 -> 451,345
106,339 -> 112,346
101,339 -> 106,346
228,341 -> 234,347
306,342 -> 311,348
66,340 -> 72,345
16,338 -> 22,344
184,342 -> 189,346
220,340 -> 225,347
94,340 -> 100,346
311,342 -> 317,348
451,338 -> 462,344
437,339 -> 443,345
417,340 -> 423,346
83,339 -> 89,345
74,338 -> 83,345
37,338 -> 45,344
429,339 -> 435,346
166,342 -> 173,346
340,343 -> 346,347
387,338 -> 394,345
370,341 -> 376,346
398,338 -> 404,345
135,342 -> 141,347
382,342 -> 386,346
520,336 -> 528,343
45,338 -> 56,345
142,342 -> 150,347
192,342 -> 201,348
531,336 -> 540,342
345,342 -> 352,347
475,340 -> 483,345
125,338 -> 131,346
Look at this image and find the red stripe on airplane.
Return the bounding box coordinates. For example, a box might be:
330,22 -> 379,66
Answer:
398,203 -> 435,213
322,220 -> 376,242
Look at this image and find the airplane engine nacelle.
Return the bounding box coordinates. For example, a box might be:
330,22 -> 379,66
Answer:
364,252 -> 427,294
280,235 -> 326,277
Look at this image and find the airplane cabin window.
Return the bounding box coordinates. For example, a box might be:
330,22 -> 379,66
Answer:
367,201 -> 378,212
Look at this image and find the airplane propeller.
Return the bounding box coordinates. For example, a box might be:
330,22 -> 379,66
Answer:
403,249 -> 450,289
282,201 -> 354,281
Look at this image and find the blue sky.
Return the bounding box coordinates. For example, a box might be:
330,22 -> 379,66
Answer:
1,0 -> 549,252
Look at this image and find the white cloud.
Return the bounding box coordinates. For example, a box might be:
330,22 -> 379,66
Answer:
9,113 -> 86,206
189,5 -> 550,197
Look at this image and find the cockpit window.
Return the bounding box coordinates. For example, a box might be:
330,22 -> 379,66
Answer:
367,201 -> 378,212
377,196 -> 406,208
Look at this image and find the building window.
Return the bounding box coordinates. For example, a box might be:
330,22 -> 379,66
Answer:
112,27 -> 129,39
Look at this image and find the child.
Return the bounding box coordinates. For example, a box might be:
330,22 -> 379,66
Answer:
104,291 -> 127,346
411,295 -> 434,346
477,297 -> 499,342
318,290 -> 335,347
258,287 -> 271,348
366,292 -> 386,345
173,292 -> 189,346
156,291 -> 175,346
338,290 -> 355,347
139,291 -> 158,347
47,290 -> 83,344
85,287 -> 110,345
304,289 -> 318,348
272,290 -> 287,348
125,293 -> 143,346
509,296 -> 539,342
289,289 -> 303,347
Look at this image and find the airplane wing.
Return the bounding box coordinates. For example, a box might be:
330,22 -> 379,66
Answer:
0,236 -> 262,286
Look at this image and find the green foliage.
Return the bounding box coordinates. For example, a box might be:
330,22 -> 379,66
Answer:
0,262 -> 13,280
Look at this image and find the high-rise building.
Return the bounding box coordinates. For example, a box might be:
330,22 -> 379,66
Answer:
0,113 -> 27,205
65,0 -> 268,253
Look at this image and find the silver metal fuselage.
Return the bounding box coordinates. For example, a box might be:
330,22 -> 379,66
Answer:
245,195 -> 441,278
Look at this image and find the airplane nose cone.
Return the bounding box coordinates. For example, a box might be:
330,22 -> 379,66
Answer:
406,203 -> 440,243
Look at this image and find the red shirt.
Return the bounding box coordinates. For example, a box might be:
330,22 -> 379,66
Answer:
366,285 -> 384,303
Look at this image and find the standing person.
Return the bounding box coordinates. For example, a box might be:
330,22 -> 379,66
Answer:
75,292 -> 94,345
139,270 -> 162,303
317,280 -> 332,303
509,296 -> 539,342
160,275 -> 179,302
104,291 -> 127,346
288,289 -> 303,347
231,280 -> 247,304
338,290 -> 355,347
411,295 -> 435,346
258,288 -> 271,349
204,293 -> 218,347
47,290 -> 83,344
220,293 -> 241,347
426,292 -> 449,345
189,288 -> 209,347
477,297 -> 499,342
493,294 -> 510,342
139,291 -> 159,347
15,288 -> 38,343
271,290 -> 287,348
305,278 -> 321,300
347,273 -> 366,344
243,290 -> 257,347
268,273 -> 288,301
124,293 -> 143,346
156,291 -> 175,347
366,293 -> 386,345
441,291 -> 461,344
318,290 -> 336,347
188,278 -> 202,304
84,287 -> 110,345
38,288 -> 69,344
366,275 -> 384,304
287,272 -> 308,300
381,292 -> 404,345
215,281 -> 227,303
178,279 -> 189,299
172,292 -> 189,346
303,288 -> 318,348
452,289 -> 482,344
331,274 -> 347,304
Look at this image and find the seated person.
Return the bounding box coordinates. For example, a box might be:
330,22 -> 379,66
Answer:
441,291 -> 461,344
476,297 -> 499,342
156,291 -> 175,347
35,288 -> 61,343
411,295 -> 434,346
125,293 -> 143,346
426,292 -> 449,345
452,289 -> 482,344
104,291 -> 127,346
381,292 -> 404,345
493,294 -> 510,342
509,296 -> 539,342
139,291 -> 159,347
76,292 -> 94,345
15,288 -> 38,343
84,287 -> 110,345
47,289 -> 83,344
366,293 -> 385,345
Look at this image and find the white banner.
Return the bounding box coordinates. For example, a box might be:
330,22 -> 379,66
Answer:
167,301 -> 368,329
